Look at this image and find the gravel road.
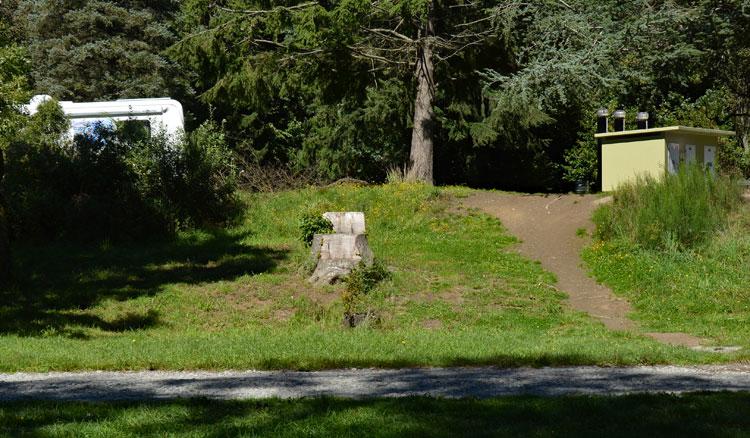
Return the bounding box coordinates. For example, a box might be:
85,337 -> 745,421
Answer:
3,366 -> 750,401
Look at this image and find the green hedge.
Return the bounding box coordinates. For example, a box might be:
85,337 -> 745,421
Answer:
2,100 -> 238,242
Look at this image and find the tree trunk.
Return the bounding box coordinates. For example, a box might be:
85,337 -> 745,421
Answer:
406,3 -> 436,185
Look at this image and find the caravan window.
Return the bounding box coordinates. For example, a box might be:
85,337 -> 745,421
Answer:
71,119 -> 116,139
71,119 -> 151,143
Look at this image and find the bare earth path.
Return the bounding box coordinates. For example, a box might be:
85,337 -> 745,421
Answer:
2,366 -> 750,401
462,192 -> 704,347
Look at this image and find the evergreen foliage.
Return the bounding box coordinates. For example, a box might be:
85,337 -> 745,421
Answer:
0,0 -> 30,144
171,0 -> 503,183
17,0 -> 186,101
1,0 -> 749,193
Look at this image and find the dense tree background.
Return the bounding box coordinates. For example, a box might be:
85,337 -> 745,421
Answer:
0,0 -> 30,140
15,0 -> 187,101
1,0 -> 749,190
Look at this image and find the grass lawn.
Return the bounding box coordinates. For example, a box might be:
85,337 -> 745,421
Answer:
2,394 -> 750,436
0,183 -> 728,371
583,203 -> 750,348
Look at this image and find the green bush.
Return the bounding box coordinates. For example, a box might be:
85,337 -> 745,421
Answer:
2,101 -> 238,242
127,121 -> 239,232
718,141 -> 750,179
298,211 -> 333,247
593,165 -> 742,250
562,113 -> 600,186
3,100 -> 75,239
342,261 -> 390,315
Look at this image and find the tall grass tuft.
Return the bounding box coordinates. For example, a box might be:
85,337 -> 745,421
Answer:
594,165 -> 742,250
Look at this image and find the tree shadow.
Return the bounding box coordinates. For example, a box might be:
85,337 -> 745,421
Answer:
3,393 -> 750,437
0,230 -> 288,337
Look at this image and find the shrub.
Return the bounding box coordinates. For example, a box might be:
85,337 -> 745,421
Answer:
718,140 -> 750,179
562,140 -> 598,185
2,101 -> 238,242
342,261 -> 390,315
593,165 -> 742,251
299,211 -> 333,247
3,99 -> 74,239
128,121 -> 239,231
562,110 -> 603,187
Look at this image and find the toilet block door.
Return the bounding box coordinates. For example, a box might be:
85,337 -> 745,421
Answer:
668,143 -> 680,174
704,146 -> 716,174
685,144 -> 696,164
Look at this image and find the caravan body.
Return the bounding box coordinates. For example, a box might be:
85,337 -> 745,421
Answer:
24,95 -> 185,139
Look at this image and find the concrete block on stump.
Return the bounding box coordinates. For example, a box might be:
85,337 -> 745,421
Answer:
323,212 -> 366,235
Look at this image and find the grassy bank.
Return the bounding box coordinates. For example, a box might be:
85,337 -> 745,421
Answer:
0,183 -> 718,371
583,205 -> 750,346
3,394 -> 750,436
584,167 -> 750,347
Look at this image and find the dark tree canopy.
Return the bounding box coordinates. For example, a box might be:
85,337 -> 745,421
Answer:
0,0 -> 748,189
171,0 -> 507,183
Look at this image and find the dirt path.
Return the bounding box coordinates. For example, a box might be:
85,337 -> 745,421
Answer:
462,192 -> 703,347
3,366 -> 750,400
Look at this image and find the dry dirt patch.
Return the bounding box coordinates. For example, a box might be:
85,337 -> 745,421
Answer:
202,278 -> 340,324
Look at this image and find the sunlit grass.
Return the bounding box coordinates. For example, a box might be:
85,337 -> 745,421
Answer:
0,183 -> 730,371
584,203 -> 750,346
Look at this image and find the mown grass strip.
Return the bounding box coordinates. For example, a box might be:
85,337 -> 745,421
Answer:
2,394 -> 750,437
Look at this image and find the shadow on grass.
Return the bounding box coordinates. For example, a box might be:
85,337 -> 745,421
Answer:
0,229 -> 288,337
2,393 -> 750,436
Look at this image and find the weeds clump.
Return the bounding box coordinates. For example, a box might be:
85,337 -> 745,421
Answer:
594,165 -> 741,251
342,261 -> 390,325
386,165 -> 408,184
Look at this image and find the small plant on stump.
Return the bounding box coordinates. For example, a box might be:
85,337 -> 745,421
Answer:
299,211 -> 333,247
342,261 -> 390,328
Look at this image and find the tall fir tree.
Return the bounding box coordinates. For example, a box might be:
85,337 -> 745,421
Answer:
173,0 -> 500,184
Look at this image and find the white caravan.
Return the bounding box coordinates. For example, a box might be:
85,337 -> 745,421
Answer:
23,95 -> 185,139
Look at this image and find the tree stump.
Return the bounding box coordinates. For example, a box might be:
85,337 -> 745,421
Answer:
308,212 -> 373,286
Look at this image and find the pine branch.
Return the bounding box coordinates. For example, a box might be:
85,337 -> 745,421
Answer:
211,2 -> 319,16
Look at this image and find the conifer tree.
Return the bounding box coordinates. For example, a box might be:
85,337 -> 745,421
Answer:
174,0 -> 497,184
18,0 -> 183,101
